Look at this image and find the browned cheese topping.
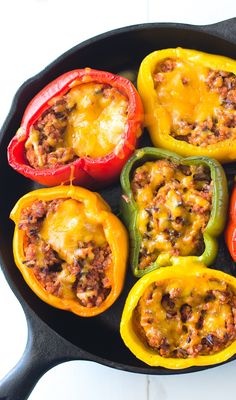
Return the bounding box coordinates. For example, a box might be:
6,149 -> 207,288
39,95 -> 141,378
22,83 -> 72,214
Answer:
25,83 -> 128,168
153,58 -> 236,146
131,160 -> 212,270
18,199 -> 112,307
133,276 -> 236,358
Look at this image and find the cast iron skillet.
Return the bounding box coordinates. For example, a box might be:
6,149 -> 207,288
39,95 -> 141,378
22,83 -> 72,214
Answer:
1,18 -> 236,400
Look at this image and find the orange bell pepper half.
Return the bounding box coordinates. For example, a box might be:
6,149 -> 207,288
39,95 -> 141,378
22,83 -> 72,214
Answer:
10,185 -> 128,317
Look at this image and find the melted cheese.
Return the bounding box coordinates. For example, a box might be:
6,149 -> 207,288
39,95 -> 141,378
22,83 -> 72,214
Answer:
25,128 -> 45,167
64,83 -> 128,158
137,276 -> 235,356
40,199 -> 106,265
155,58 -> 220,127
133,160 -> 212,265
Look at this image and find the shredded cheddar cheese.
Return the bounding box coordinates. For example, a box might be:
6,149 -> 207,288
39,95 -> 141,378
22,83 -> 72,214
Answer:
40,199 -> 106,264
65,83 -> 128,158
131,160 -> 212,270
134,275 -> 236,358
153,58 -> 236,147
154,58 -> 220,127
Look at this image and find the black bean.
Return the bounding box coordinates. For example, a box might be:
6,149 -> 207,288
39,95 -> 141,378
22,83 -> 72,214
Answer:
193,173 -> 211,183
186,336 -> 191,344
214,128 -> 221,136
180,304 -> 192,323
201,334 -> 215,347
195,310 -> 206,330
175,217 -> 184,224
161,293 -> 175,310
48,263 -> 62,273
172,348 -> 188,358
54,112 -> 67,120
204,291 -> 216,303
145,208 -> 153,216
146,289 -> 154,301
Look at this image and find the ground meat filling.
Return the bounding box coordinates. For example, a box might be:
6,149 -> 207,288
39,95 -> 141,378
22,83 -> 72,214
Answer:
25,82 -> 128,168
131,160 -> 212,270
18,199 -> 112,307
134,277 -> 236,358
25,99 -> 77,169
153,58 -> 236,147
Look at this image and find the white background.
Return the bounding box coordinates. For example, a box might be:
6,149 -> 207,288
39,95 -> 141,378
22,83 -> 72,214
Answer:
1,1 -> 236,399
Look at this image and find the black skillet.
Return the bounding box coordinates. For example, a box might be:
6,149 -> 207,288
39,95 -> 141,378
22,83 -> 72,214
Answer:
1,18 -> 236,400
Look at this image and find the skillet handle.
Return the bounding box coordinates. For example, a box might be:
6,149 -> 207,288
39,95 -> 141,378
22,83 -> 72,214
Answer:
0,311 -> 86,400
201,17 -> 236,40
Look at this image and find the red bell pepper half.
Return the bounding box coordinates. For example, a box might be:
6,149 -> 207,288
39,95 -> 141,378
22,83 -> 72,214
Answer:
7,68 -> 143,187
225,185 -> 236,262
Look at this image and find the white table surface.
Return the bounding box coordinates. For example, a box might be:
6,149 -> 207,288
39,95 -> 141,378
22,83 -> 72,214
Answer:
1,1 -> 236,399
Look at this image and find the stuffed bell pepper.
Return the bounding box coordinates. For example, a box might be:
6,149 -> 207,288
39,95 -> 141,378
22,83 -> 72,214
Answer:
10,186 -> 128,316
8,68 -> 143,187
138,47 -> 236,163
120,262 -> 236,369
225,185 -> 236,262
120,147 -> 228,277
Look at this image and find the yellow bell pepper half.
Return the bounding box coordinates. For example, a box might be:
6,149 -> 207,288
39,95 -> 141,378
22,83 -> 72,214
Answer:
120,262 -> 236,369
137,47 -> 236,163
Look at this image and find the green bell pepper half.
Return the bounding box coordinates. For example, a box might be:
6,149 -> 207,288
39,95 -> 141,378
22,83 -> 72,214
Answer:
120,147 -> 228,278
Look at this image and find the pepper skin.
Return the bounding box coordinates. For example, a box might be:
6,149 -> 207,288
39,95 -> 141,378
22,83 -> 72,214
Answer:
137,47 -> 236,163
10,186 -> 128,317
225,185 -> 236,261
120,262 -> 236,369
120,147 -> 228,277
8,68 -> 143,187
